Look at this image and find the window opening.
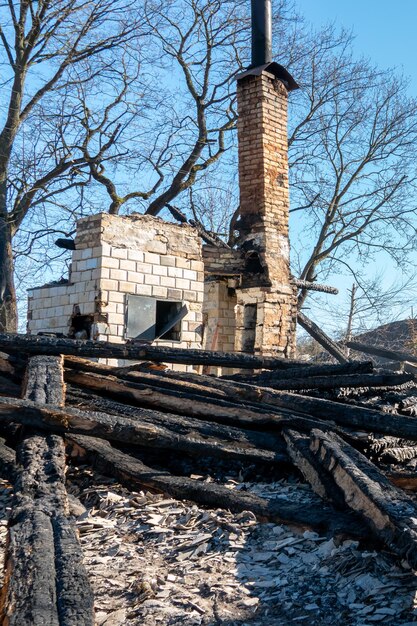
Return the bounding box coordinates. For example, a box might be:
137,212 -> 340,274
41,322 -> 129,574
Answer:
126,295 -> 187,342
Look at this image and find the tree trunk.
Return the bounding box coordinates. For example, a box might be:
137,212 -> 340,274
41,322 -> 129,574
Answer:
0,215 -> 17,332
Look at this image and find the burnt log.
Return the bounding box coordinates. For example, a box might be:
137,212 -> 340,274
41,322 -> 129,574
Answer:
0,395 -> 293,466
0,356 -> 94,626
66,385 -> 288,456
229,372 -> 413,392
66,434 -> 368,537
310,428 -> 417,568
254,390 -> 417,439
283,429 -> 346,508
345,340 -> 417,365
64,368 -> 295,425
0,332 -> 310,370
297,312 -> 349,364
224,361 -> 374,383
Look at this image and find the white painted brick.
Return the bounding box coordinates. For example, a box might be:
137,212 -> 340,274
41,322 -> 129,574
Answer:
144,252 -> 160,265
160,276 -> 176,288
153,265 -> 168,277
81,248 -> 92,260
152,286 -> 168,298
144,274 -> 160,286
176,258 -> 191,269
160,256 -> 176,267
183,269 -> 197,281
100,242 -> 112,256
118,281 -> 136,293
176,279 -> 190,290
91,246 -> 102,258
112,248 -> 128,259
167,267 -> 183,279
100,256 -> 120,269
135,284 -> 152,296
127,272 -> 145,284
101,279 -> 119,291
191,281 -> 204,292
120,259 -> 136,272
127,249 -> 144,262
107,313 -> 124,325
108,291 -> 125,304
72,250 -> 83,261
110,269 -> 128,281
191,260 -> 204,271
79,270 -> 92,282
84,257 -> 98,270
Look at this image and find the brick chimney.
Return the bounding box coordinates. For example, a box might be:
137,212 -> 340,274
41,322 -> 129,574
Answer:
233,0 -> 298,358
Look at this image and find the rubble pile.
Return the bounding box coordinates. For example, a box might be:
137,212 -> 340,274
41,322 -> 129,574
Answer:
0,333 -> 417,624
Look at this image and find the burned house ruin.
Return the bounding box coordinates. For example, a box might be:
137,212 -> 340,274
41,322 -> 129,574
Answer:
27,0 -> 299,364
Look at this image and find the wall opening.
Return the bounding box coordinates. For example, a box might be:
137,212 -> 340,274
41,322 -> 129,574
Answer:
69,313 -> 94,340
126,295 -> 186,342
242,303 -> 257,353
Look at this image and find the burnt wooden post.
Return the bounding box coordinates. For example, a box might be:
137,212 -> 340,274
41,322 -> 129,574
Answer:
0,355 -> 94,626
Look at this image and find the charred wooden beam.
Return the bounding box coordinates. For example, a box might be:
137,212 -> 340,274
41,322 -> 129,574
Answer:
64,368 -> 291,424
228,372 -> 412,392
254,390 -> 417,439
283,429 -> 346,509
0,333 -> 311,370
0,356 -> 94,626
63,369 -> 356,437
224,361 -> 374,383
309,429 -> 417,568
297,312 -> 349,364
0,394 -> 350,446
66,434 -> 368,537
293,279 -> 338,295
66,385 -> 288,456
345,340 -> 417,365
0,394 -> 292,463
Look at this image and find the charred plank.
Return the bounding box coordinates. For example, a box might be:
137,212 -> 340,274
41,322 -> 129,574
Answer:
0,356 -> 94,626
0,332 -> 311,369
66,435 -> 368,537
310,428 -> 417,568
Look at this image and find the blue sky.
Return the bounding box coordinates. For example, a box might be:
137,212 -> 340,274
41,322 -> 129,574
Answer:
296,0 -> 417,90
290,0 -> 417,332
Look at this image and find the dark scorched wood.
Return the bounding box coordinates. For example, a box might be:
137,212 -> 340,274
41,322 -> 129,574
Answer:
0,333 -> 310,369
66,385 -> 288,457
224,361 -> 374,383
0,395 -> 293,465
297,312 -> 349,364
66,434 -> 368,537
0,356 -> 94,626
345,340 -> 417,365
309,428 -> 417,568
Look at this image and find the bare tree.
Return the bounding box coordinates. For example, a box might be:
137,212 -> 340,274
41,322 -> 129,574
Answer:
87,0 -> 250,216
0,0 -> 144,331
286,28 -> 417,309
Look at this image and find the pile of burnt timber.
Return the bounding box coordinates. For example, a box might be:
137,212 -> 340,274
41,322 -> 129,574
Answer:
1,333 -> 417,620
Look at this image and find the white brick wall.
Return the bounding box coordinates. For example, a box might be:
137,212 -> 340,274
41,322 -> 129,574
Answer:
28,213 -> 205,360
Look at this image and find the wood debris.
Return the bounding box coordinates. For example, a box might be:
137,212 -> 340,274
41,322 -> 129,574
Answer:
0,333 -> 416,623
